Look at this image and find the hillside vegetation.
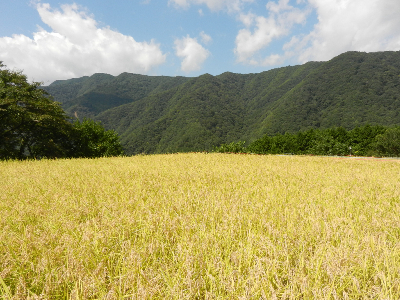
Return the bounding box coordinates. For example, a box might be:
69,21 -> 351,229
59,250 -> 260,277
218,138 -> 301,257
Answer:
43,51 -> 400,155
1,154 -> 400,298
214,125 -> 400,157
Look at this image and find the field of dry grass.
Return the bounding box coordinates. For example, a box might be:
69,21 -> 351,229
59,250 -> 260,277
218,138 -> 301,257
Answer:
1,153 -> 400,299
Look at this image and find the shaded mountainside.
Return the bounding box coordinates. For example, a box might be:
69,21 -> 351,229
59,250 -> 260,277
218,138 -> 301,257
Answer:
43,51 -> 400,155
44,73 -> 191,119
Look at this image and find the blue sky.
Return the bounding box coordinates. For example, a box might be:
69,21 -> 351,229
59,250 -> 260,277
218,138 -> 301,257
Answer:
1,0 -> 400,84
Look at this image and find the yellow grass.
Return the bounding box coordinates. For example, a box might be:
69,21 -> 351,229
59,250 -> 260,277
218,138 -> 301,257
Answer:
1,153 -> 400,299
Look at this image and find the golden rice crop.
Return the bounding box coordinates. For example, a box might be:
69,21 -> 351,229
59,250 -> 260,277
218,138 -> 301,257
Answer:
1,153 -> 399,299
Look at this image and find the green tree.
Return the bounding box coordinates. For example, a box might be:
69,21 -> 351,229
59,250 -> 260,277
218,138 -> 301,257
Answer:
0,62 -> 74,159
348,124 -> 386,156
0,63 -> 124,159
309,128 -> 350,156
247,135 -> 272,154
295,129 -> 316,154
213,141 -> 246,153
72,119 -> 124,158
373,127 -> 400,157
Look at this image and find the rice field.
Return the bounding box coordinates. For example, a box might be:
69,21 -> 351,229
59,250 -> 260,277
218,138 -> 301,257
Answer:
1,153 -> 400,299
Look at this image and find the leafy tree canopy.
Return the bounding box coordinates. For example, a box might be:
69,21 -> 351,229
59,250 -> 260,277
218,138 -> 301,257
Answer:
0,63 -> 124,159
72,119 -> 124,158
217,125 -> 399,157
373,127 -> 400,157
0,62 -> 74,159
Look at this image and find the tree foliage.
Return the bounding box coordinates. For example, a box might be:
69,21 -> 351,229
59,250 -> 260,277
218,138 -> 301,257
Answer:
235,125 -> 397,157
373,127 -> 400,157
213,141 -> 246,153
0,63 -> 123,159
0,62 -> 75,159
72,119 -> 124,158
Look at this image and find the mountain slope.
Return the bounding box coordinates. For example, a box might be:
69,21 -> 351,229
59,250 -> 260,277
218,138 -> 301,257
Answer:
96,74 -> 248,154
44,51 -> 400,155
44,73 -> 191,119
262,51 -> 400,134
95,63 -> 325,154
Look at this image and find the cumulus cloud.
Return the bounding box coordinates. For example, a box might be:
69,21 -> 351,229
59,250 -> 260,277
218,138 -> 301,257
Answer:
174,35 -> 210,72
235,0 -> 400,67
235,0 -> 310,65
0,3 -> 166,83
169,0 -> 254,12
260,53 -> 285,66
292,0 -> 400,63
200,31 -> 212,44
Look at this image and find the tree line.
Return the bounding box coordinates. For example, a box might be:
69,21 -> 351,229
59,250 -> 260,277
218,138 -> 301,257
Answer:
3,61 -> 400,159
214,125 -> 400,157
0,62 -> 124,160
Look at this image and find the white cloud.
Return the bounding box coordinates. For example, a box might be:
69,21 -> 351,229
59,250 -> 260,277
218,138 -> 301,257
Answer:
266,0 -> 293,13
234,0 -> 400,68
235,0 -> 309,65
260,54 -> 284,66
238,12 -> 256,27
200,31 -> 212,44
174,35 -> 210,72
235,0 -> 400,67
292,0 -> 400,63
0,3 -> 166,84
169,0 -> 254,12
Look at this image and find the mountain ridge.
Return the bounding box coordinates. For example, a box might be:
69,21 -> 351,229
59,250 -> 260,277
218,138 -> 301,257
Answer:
43,51 -> 400,155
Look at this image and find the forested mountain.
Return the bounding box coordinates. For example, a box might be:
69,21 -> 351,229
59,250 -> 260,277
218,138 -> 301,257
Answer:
44,73 -> 191,119
43,51 -> 400,155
